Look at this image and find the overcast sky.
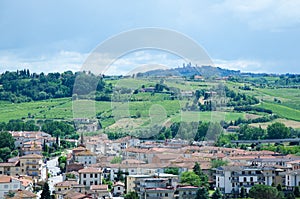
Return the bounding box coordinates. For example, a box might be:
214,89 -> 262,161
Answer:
0,0 -> 300,74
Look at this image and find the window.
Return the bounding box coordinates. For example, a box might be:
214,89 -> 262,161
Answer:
250,177 -> 253,181
83,181 -> 86,185
4,185 -> 9,189
118,187 -> 120,190
95,181 -> 98,185
90,174 -> 93,178
165,193 -> 168,197
89,161 -> 91,164
95,174 -> 97,178
83,174 -> 86,178
244,177 -> 247,182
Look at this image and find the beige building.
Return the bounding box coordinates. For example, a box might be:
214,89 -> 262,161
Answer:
19,154 -> 43,178
0,158 -> 21,176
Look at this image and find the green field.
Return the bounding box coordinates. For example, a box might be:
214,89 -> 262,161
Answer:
171,111 -> 245,123
0,77 -> 299,129
256,101 -> 300,121
0,98 -> 72,122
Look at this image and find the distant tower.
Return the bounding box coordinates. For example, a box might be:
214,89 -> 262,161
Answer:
79,132 -> 85,147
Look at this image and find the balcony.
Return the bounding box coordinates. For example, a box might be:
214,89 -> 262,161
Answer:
27,167 -> 39,171
26,161 -> 38,165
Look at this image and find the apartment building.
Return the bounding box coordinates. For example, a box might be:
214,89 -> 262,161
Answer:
215,166 -> 281,196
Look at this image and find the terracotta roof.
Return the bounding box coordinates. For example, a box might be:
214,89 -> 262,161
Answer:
19,154 -> 43,159
177,185 -> 199,190
64,190 -> 88,199
7,189 -> 37,198
121,159 -> 146,164
0,162 -> 19,167
23,141 -> 42,145
90,184 -> 108,190
75,149 -> 95,156
72,146 -> 86,151
78,167 -> 102,173
18,178 -> 33,187
54,180 -> 78,187
0,175 -> 11,183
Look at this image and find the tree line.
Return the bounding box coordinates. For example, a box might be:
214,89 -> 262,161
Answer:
0,70 -> 110,103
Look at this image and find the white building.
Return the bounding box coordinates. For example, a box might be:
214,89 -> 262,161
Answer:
215,166 -> 276,196
78,167 -> 102,188
112,181 -> 125,196
0,175 -> 22,198
74,149 -> 97,165
286,169 -> 300,187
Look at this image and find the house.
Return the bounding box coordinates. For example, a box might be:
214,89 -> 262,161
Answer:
78,167 -> 102,188
0,175 -> 23,198
74,149 -> 97,165
180,91 -> 194,97
176,185 -> 199,199
90,184 -> 111,198
54,180 -> 79,195
226,126 -> 240,133
112,181 -> 125,196
5,189 -> 37,199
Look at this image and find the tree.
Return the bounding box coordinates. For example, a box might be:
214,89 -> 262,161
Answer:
249,184 -> 282,199
41,182 -> 51,199
193,162 -> 202,176
180,171 -> 202,187
240,186 -> 246,198
58,156 -> 67,172
286,192 -> 296,199
267,122 -> 290,139
212,188 -> 223,199
164,167 -> 179,175
116,168 -> 124,182
124,191 -> 138,199
192,162 -> 209,187
0,131 -> 15,150
110,156 -> 122,164
196,187 -> 209,199
276,183 -> 282,192
211,159 -> 229,168
294,186 -> 300,197
0,147 -> 12,162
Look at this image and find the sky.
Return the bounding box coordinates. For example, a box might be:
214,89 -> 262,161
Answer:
0,0 -> 300,75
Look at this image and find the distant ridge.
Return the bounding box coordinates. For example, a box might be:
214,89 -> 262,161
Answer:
135,64 -> 241,78
135,64 -> 273,78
